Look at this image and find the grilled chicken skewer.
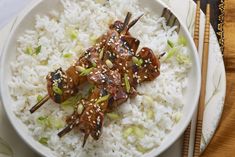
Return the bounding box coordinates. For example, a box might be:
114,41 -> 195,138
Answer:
30,12 -> 161,147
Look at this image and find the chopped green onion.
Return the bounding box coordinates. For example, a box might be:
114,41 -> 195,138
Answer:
61,94 -> 81,107
124,74 -> 130,93
37,95 -> 43,102
76,66 -> 85,72
40,60 -> 48,65
37,116 -> 64,129
105,59 -> 113,68
52,85 -> 62,95
70,33 -> 77,40
99,48 -> 104,60
178,36 -> 187,46
96,94 -> 110,104
123,126 -> 146,139
63,53 -> 72,58
146,109 -> 155,119
133,126 -> 145,138
35,45 -> 41,55
132,56 -> 139,64
165,47 -> 177,60
173,112 -> 182,123
107,112 -> 121,120
77,104 -> 84,114
37,116 -> 50,127
91,61 -> 97,67
123,127 -> 134,139
25,46 -> 34,55
139,59 -> 143,66
38,137 -> 48,145
167,40 -> 174,48
67,27 -> 78,40
25,45 -> 41,55
176,53 -> 190,64
136,144 -> 150,153
48,116 -> 65,129
132,56 -> 143,67
80,67 -> 94,76
142,95 -> 154,105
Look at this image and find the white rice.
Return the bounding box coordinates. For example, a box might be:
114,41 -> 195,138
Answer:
9,0 -> 192,156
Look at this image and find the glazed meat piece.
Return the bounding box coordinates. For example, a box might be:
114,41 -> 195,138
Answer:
46,48 -> 98,103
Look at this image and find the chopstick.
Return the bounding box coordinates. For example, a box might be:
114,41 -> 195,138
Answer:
182,1 -> 201,157
193,0 -> 201,49
193,3 -> 211,157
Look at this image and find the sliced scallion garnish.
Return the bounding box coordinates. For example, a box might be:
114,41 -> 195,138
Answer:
146,109 -> 155,119
178,36 -> 187,46
96,94 -> 110,104
123,127 -> 134,139
79,67 -> 94,76
37,116 -> 50,127
63,53 -> 72,58
132,56 -> 143,67
40,60 -> 48,65
52,85 -> 62,95
48,116 -> 65,129
176,53 -> 190,64
136,144 -> 150,153
38,137 -> 48,145
99,47 -> 104,60
91,61 -> 97,67
167,40 -> 174,48
25,45 -> 42,55
165,47 -> 177,60
124,74 -> 130,93
67,27 -> 78,40
25,46 -> 34,55
35,45 -> 41,55
37,95 -> 43,102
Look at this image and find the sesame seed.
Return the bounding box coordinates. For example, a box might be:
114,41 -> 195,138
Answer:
75,119 -> 79,124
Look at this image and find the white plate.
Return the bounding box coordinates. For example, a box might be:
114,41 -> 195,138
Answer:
0,0 -> 225,157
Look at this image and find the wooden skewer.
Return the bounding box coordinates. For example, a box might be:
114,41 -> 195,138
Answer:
193,4 -> 211,157
126,14 -> 144,33
58,121 -> 76,138
182,1 -> 201,157
120,12 -> 132,33
29,95 -> 49,113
